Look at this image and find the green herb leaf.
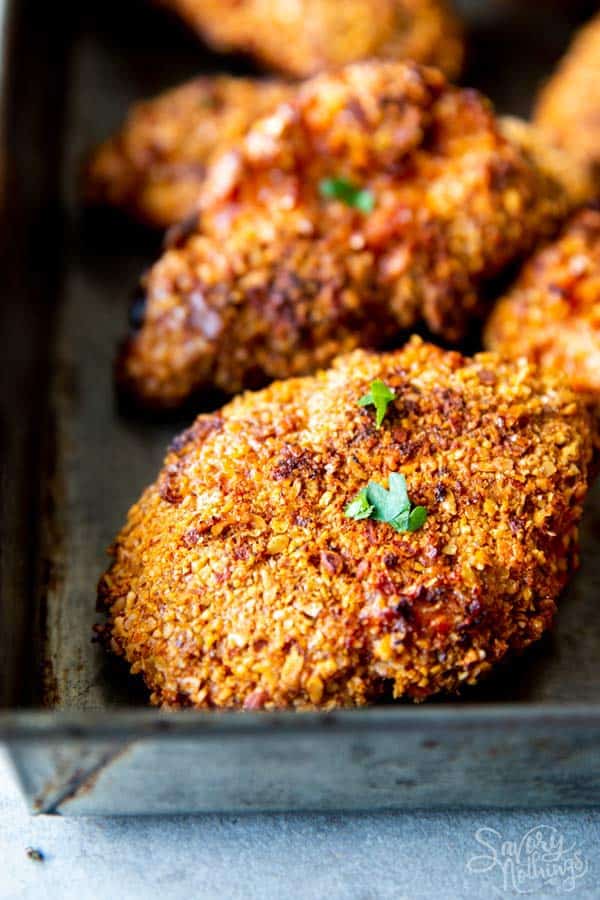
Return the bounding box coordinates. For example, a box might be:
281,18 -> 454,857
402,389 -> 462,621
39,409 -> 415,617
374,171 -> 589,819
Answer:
345,473 -> 427,533
344,487 -> 374,521
319,177 -> 375,213
358,379 -> 396,428
366,478 -> 407,523
408,506 -> 427,531
389,510 -> 411,533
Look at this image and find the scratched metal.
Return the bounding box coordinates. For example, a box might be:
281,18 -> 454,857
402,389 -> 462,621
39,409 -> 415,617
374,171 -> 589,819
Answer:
2,0 -> 600,813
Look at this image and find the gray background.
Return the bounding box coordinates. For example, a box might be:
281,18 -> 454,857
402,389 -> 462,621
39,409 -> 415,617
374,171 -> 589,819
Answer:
1,751 -> 598,900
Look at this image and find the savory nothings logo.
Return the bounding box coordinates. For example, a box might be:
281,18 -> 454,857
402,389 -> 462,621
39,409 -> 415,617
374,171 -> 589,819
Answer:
466,824 -> 588,894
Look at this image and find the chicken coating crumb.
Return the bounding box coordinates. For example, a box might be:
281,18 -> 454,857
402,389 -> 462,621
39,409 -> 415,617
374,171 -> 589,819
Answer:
98,337 -> 594,710
534,13 -> 600,191
85,76 -> 293,229
157,0 -> 464,80
485,205 -> 600,397
119,61 -> 571,409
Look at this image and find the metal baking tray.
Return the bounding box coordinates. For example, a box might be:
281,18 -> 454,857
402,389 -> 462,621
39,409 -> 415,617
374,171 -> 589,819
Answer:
2,0 -> 600,815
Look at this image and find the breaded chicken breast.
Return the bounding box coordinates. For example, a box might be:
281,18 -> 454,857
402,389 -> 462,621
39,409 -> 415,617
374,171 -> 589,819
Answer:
86,84 -> 590,232
98,337 -> 593,710
534,13 -> 600,190
85,76 -> 293,229
157,0 -> 464,80
485,205 -> 600,398
119,61 -> 570,408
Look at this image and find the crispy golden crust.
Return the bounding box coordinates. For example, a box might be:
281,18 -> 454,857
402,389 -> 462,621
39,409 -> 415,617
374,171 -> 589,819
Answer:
485,205 -> 600,397
99,337 -> 593,710
86,88 -> 588,232
119,62 -> 570,408
158,0 -> 464,79
85,76 -> 292,228
534,13 -> 600,190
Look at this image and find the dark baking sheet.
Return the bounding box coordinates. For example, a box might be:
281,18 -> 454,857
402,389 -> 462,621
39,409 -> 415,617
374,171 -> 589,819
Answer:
2,0 -> 600,813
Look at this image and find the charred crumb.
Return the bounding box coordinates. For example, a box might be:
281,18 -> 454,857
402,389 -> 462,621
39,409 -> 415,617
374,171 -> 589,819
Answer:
434,482 -> 447,503
168,416 -> 223,455
271,446 -> 323,481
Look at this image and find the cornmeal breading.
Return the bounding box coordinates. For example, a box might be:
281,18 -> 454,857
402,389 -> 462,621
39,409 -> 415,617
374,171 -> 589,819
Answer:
157,0 -> 464,79
534,13 -> 600,191
98,337 -> 593,710
85,76 -> 293,228
118,61 -> 570,408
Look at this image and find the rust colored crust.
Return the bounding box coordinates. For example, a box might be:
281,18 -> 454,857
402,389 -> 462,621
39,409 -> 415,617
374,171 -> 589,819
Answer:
85,76 -> 293,229
98,337 -> 594,710
119,61 -> 570,408
485,205 -> 600,397
534,12 -> 600,191
157,0 -> 464,80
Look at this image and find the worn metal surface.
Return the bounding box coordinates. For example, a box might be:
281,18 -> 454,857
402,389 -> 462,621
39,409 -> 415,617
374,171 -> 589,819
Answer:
6,707 -> 600,814
2,0 -> 600,813
3,748 -> 600,900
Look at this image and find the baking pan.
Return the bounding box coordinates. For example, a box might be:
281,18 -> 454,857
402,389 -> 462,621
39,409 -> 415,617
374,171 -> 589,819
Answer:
2,0 -> 600,814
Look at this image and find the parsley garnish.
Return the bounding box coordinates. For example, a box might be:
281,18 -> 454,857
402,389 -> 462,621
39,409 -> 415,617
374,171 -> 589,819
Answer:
319,176 -> 375,213
344,487 -> 373,521
358,379 -> 395,428
345,473 -> 427,533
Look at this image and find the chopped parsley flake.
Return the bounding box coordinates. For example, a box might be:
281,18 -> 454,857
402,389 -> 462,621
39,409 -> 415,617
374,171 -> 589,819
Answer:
345,473 -> 427,533
319,176 -> 375,213
358,379 -> 395,428
344,487 -> 374,521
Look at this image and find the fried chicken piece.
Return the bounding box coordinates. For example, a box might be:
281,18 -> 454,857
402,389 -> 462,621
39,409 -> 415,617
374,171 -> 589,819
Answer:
498,117 -> 595,208
85,76 -> 293,228
98,337 -> 593,710
157,0 -> 464,80
485,205 -> 600,398
85,82 -> 589,232
118,61 -> 570,408
534,13 -> 600,191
